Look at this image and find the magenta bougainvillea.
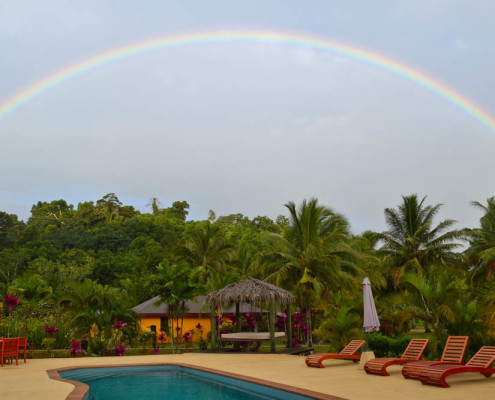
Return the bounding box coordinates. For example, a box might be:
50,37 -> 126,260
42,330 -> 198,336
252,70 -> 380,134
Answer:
43,323 -> 59,336
3,294 -> 19,315
66,339 -> 83,357
112,320 -> 127,330
113,344 -> 127,356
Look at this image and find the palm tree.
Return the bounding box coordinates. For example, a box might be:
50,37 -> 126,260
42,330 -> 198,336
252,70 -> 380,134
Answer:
464,197 -> 495,283
149,261 -> 198,353
263,198 -> 358,347
379,194 -> 462,287
230,242 -> 261,280
181,222 -> 233,283
59,279 -> 139,353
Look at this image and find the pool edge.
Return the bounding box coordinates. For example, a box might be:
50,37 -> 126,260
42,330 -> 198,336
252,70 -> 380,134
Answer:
47,362 -> 346,400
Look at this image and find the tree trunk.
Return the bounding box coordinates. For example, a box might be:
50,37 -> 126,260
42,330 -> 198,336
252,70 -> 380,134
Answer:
269,303 -> 276,353
306,286 -> 313,348
210,309 -> 217,350
286,305 -> 292,349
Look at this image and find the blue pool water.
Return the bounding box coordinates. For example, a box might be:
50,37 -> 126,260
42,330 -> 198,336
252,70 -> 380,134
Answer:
60,365 -> 315,400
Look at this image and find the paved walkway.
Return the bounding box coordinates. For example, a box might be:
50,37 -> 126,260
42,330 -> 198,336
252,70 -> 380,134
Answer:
0,353 -> 494,399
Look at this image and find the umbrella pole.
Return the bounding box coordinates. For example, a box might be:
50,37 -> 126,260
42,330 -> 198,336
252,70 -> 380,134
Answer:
365,332 -> 369,352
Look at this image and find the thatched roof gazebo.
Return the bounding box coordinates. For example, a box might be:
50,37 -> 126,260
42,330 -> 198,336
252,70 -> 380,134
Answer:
205,278 -> 294,352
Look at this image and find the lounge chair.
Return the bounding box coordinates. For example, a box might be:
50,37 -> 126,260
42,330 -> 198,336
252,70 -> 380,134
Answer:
402,336 -> 468,380
17,337 -> 28,363
364,338 -> 429,376
419,346 -> 495,388
305,340 -> 365,368
1,337 -> 19,367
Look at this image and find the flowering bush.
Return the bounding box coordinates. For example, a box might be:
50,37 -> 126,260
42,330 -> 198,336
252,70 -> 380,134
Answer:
112,320 -> 127,330
43,323 -> 59,337
113,344 -> 127,356
3,294 -> 19,315
67,339 -> 83,357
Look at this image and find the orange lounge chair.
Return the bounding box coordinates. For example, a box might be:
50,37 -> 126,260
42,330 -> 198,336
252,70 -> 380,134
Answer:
364,338 -> 429,376
17,337 -> 28,363
419,346 -> 495,388
1,337 -> 19,367
402,336 -> 468,380
305,340 -> 365,368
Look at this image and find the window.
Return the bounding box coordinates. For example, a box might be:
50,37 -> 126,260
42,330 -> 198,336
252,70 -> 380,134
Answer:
160,317 -> 168,332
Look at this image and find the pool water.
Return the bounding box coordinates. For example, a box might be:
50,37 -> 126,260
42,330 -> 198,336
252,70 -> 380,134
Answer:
60,365 -> 315,400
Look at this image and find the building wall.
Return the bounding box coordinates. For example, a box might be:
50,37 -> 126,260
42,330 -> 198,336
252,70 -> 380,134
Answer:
139,315 -> 211,342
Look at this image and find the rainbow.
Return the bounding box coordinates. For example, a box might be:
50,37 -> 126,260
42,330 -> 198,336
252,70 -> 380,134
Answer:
1,30 -> 494,132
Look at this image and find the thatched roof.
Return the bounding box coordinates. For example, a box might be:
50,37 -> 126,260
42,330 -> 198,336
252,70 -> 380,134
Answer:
205,278 -> 294,308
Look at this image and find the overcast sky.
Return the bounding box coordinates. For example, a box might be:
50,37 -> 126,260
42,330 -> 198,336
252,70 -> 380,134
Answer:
1,0 -> 495,234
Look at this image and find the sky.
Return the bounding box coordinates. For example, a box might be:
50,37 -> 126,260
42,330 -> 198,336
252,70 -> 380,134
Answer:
1,0 -> 495,234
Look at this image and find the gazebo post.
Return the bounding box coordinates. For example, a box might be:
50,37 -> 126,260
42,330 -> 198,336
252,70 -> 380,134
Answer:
286,304 -> 292,349
234,302 -> 240,351
210,307 -> 217,350
269,302 -> 275,353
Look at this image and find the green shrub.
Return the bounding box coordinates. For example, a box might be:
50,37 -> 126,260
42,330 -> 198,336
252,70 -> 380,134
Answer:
368,333 -> 434,359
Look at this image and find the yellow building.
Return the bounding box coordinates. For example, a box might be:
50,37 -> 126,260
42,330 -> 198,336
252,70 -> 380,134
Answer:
133,295 -> 263,343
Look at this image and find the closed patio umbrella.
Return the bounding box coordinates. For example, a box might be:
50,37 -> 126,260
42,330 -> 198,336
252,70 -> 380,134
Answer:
363,277 -> 380,351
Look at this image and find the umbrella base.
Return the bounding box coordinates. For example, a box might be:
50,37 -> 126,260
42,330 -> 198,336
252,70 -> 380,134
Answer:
359,351 -> 376,370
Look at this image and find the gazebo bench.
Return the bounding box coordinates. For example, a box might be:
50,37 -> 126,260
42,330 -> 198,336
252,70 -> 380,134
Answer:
220,332 -> 286,342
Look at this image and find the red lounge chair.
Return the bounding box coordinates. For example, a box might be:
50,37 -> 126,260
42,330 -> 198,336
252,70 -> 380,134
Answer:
402,336 -> 468,380
17,337 -> 28,363
364,338 -> 429,376
419,346 -> 495,388
1,337 -> 19,367
305,340 -> 365,368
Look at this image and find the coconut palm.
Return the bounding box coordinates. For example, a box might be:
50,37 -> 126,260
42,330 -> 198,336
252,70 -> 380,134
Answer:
398,268 -> 461,341
464,197 -> 495,283
59,279 -> 139,348
379,194 -> 462,287
229,242 -> 261,280
181,222 -> 233,283
262,198 -> 359,347
149,261 -> 198,353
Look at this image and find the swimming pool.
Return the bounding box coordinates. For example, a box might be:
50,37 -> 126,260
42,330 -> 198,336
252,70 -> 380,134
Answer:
58,365 -> 321,400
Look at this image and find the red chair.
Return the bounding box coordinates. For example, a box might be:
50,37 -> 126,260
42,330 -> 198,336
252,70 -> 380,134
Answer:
364,338 -> 429,376
1,337 -> 19,367
402,336 -> 468,380
17,337 -> 28,363
305,340 -> 365,368
419,346 -> 495,388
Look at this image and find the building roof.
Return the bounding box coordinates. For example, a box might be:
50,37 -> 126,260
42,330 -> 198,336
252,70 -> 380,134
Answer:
205,278 -> 294,308
133,295 -> 265,315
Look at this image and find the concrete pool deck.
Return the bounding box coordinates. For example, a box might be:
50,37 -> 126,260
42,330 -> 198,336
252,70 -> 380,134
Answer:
0,353 -> 494,399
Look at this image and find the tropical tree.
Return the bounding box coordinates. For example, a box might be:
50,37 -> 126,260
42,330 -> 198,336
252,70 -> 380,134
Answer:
148,261 -> 198,352
180,222 -> 233,283
397,268 -> 461,342
230,242 -> 261,280
464,197 -> 495,283
58,279 -> 139,353
379,194 -> 462,287
263,198 -> 358,347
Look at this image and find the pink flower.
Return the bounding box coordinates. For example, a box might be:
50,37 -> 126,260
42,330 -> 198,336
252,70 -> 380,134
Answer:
157,333 -> 166,342
66,339 -> 83,357
3,294 -> 19,315
43,324 -> 59,337
112,320 -> 127,330
195,323 -> 202,330
113,344 -> 127,356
